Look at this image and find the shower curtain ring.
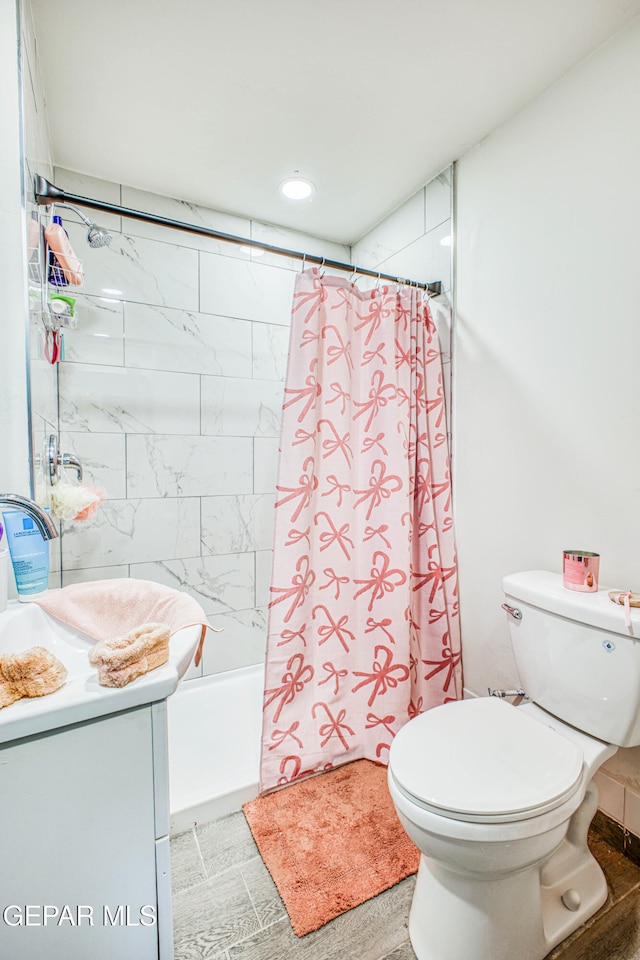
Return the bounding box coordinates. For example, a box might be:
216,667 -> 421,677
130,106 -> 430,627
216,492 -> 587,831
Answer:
319,257 -> 326,277
301,253 -> 306,272
375,272 -> 381,290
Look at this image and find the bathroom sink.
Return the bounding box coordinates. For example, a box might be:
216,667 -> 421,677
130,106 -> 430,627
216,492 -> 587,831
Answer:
0,600 -> 201,744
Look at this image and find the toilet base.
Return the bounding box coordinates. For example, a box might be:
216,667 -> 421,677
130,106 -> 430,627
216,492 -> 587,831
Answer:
408,835 -> 608,960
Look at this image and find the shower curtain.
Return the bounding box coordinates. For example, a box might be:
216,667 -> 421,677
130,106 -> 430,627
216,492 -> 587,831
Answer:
260,268 -> 461,792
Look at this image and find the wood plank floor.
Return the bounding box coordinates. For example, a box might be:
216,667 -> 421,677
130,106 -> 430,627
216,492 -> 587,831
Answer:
170,813 -> 640,960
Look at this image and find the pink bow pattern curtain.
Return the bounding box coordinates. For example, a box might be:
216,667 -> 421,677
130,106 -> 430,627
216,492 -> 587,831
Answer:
260,268 -> 461,792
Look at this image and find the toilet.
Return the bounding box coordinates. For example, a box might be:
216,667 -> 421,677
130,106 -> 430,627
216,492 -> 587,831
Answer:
388,570 -> 640,960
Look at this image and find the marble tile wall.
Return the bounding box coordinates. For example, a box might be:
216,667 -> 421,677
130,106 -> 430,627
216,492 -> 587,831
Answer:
351,167 -> 454,435
50,167 -> 349,679
44,165 -> 452,681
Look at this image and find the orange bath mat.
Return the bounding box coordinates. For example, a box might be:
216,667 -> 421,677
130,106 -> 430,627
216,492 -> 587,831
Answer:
242,759 -> 420,936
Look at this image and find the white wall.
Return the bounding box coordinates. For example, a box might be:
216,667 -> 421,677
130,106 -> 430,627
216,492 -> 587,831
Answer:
455,18 -> 640,824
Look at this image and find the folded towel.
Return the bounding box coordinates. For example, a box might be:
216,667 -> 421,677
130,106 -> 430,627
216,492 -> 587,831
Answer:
89,622 -> 170,688
34,579 -> 217,668
0,646 -> 68,709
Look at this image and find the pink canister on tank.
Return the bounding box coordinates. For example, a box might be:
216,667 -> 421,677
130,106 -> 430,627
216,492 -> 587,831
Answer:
563,550 -> 600,592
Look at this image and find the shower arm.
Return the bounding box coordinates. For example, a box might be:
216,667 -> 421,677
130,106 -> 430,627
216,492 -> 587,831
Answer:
49,201 -> 94,229
34,175 -> 443,295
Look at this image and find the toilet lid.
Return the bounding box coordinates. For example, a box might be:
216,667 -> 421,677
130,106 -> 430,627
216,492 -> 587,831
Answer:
389,697 -> 584,822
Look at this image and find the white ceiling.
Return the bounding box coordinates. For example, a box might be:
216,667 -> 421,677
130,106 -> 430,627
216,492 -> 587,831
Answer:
30,0 -> 640,245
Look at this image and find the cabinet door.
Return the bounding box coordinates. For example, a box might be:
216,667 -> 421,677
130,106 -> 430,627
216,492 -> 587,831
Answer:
0,707 -> 161,960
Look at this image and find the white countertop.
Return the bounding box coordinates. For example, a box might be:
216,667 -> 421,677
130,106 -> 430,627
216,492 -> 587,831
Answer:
0,600 -> 200,744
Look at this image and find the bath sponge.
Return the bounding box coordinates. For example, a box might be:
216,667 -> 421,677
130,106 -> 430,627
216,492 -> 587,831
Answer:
0,646 -> 68,708
88,622 -> 170,688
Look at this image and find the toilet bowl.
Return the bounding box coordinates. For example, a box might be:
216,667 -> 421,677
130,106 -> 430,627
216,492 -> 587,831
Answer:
388,697 -> 614,960
388,571 -> 640,960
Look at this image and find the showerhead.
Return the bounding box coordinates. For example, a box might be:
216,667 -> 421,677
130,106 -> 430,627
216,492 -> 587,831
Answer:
53,203 -> 113,249
86,223 -> 113,248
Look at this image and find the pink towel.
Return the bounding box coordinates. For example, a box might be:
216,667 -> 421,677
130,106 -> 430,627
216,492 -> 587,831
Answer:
34,579 -> 216,667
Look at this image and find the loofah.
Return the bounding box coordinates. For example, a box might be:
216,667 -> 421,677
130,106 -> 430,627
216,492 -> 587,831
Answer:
89,622 -> 170,671
49,482 -> 106,523
88,622 -> 170,688
95,644 -> 170,688
0,646 -> 68,708
0,680 -> 23,710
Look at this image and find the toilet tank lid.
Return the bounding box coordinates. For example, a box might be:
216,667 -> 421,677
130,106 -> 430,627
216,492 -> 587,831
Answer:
389,697 -> 583,818
503,571 -> 640,638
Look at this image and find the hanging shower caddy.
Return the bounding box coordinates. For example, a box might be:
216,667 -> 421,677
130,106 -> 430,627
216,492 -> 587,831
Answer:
28,204 -> 85,364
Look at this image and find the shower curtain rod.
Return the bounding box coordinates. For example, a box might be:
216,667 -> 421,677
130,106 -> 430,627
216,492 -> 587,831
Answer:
34,175 -> 443,295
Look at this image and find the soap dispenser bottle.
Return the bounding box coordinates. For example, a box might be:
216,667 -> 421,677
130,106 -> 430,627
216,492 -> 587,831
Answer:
47,214 -> 69,286
45,214 -> 84,286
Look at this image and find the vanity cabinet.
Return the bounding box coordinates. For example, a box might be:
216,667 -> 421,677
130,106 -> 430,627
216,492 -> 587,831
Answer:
0,701 -> 173,960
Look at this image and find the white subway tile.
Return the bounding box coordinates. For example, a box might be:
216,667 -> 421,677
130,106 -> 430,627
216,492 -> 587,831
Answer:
61,294 -> 124,366
254,438 -> 281,494
252,323 -> 290,381
61,564 -> 129,586
255,549 -> 274,607
120,184 -> 252,254
53,167 -> 122,232
127,435 -> 253,498
351,189 -> 425,270
125,302 -> 252,378
30,354 -> 58,426
201,606 -> 268,675
66,221 -> 199,311
379,219 -> 451,288
201,495 -> 275,555
199,254 -> 296,326
201,375 -> 284,438
425,168 -> 452,232
250,220 -> 349,272
60,497 -> 200,569
59,363 -> 201,434
130,553 -> 255,617
59,431 -> 127,499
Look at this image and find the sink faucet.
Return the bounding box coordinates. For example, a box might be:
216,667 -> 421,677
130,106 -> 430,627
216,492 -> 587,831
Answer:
0,494 -> 58,540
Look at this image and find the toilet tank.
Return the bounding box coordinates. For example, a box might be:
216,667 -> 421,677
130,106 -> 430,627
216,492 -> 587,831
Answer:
503,570 -> 640,747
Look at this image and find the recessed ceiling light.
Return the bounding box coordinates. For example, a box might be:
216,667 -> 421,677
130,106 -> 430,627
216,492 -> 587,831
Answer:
102,287 -> 123,296
280,177 -> 315,200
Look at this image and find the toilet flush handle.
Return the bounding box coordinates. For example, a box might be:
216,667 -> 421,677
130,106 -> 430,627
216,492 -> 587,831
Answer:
501,603 -> 522,620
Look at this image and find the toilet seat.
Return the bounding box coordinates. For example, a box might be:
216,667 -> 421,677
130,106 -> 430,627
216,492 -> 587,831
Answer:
390,697 -> 584,824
